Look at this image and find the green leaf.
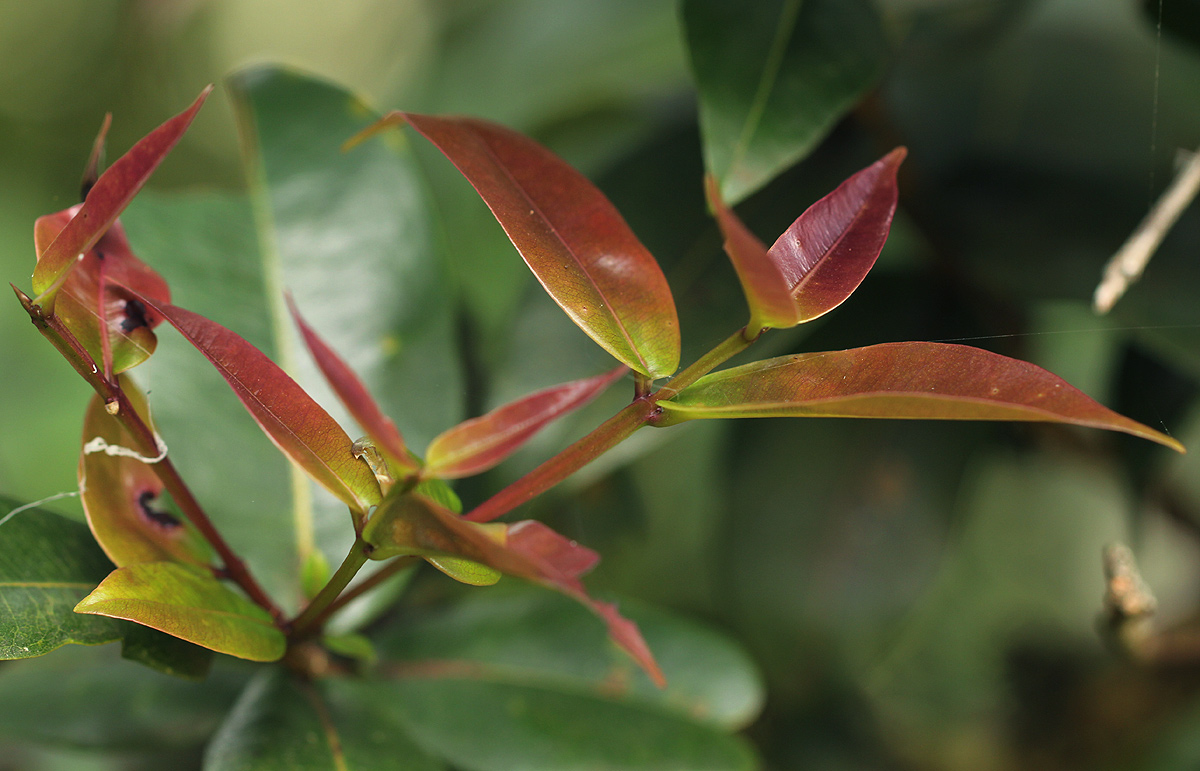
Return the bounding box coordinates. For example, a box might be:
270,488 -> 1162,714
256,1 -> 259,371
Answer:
122,192 -> 298,607
31,87 -> 210,301
367,678 -> 757,771
377,584 -> 764,731
359,112 -> 680,378
79,379 -> 214,568
229,66 -> 462,452
204,669 -> 443,770
683,0 -> 886,203
659,342 -> 1185,451
0,644 -> 245,750
119,621 -> 214,681
0,501 -> 121,658
74,562 -> 285,662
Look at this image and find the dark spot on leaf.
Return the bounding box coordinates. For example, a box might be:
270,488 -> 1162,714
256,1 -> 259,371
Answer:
121,299 -> 150,333
94,249 -> 105,261
138,490 -> 181,530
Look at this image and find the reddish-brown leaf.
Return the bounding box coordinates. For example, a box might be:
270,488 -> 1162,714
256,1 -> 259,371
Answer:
659,341 -> 1185,452
31,87 -> 211,302
705,175 -> 797,332
287,295 -> 415,476
79,379 -> 213,568
424,366 -> 627,479
363,492 -> 665,686
769,148 -> 905,325
34,211 -> 170,374
358,113 -> 680,379
703,149 -> 905,334
133,298 -> 383,515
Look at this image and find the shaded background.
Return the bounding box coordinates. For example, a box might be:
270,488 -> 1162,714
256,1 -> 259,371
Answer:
5,0 -> 1200,769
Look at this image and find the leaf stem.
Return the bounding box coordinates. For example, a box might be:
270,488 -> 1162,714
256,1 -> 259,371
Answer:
15,288 -> 284,622
654,327 -> 760,402
320,555 -> 420,622
464,398 -> 656,523
290,537 -> 373,639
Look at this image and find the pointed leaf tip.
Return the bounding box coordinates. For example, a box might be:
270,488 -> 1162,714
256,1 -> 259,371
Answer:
707,148 -> 906,335
364,112 -> 680,378
660,341 -> 1185,453
770,147 -> 905,324
32,87 -> 211,301
287,295 -> 414,475
424,366 -> 627,479
364,493 -> 664,685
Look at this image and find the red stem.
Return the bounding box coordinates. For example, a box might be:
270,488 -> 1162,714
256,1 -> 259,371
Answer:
464,398 -> 657,523
15,287 -> 284,623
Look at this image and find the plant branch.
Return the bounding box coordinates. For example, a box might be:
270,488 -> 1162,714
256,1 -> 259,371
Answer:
464,398 -> 656,523
319,555 -> 420,623
15,288 -> 284,622
653,326 -> 759,402
290,537 -> 373,639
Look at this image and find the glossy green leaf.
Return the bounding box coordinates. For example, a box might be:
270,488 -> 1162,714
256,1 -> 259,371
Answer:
370,678 -> 757,771
363,491 -> 664,686
426,557 -> 503,586
683,0 -> 886,203
33,211 -> 170,374
79,380 -> 213,568
659,342 -> 1185,451
205,669 -> 443,771
230,66 -> 462,453
378,584 -> 764,730
133,298 -> 381,517
30,87 -> 210,301
424,366 -> 627,479
0,502 -> 120,658
0,644 -> 245,750
360,112 -> 680,378
74,562 -> 285,662
119,621 -> 214,681
121,192 -> 299,607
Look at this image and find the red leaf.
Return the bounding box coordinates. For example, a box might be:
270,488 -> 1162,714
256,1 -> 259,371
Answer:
705,175 -> 797,332
357,113 -> 680,379
659,341 -> 1185,452
424,366 -> 627,479
79,380 -> 213,568
133,297 -> 383,515
32,87 -> 211,302
287,295 -> 415,475
363,493 -> 665,686
34,210 -> 170,374
770,148 -> 905,324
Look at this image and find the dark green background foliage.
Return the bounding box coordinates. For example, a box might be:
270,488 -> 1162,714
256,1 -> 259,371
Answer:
4,1 -> 1200,769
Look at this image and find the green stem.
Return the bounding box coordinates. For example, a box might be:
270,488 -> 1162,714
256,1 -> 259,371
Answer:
465,398 -> 656,523
320,555 -> 420,621
654,326 -> 759,402
290,537 -> 372,639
